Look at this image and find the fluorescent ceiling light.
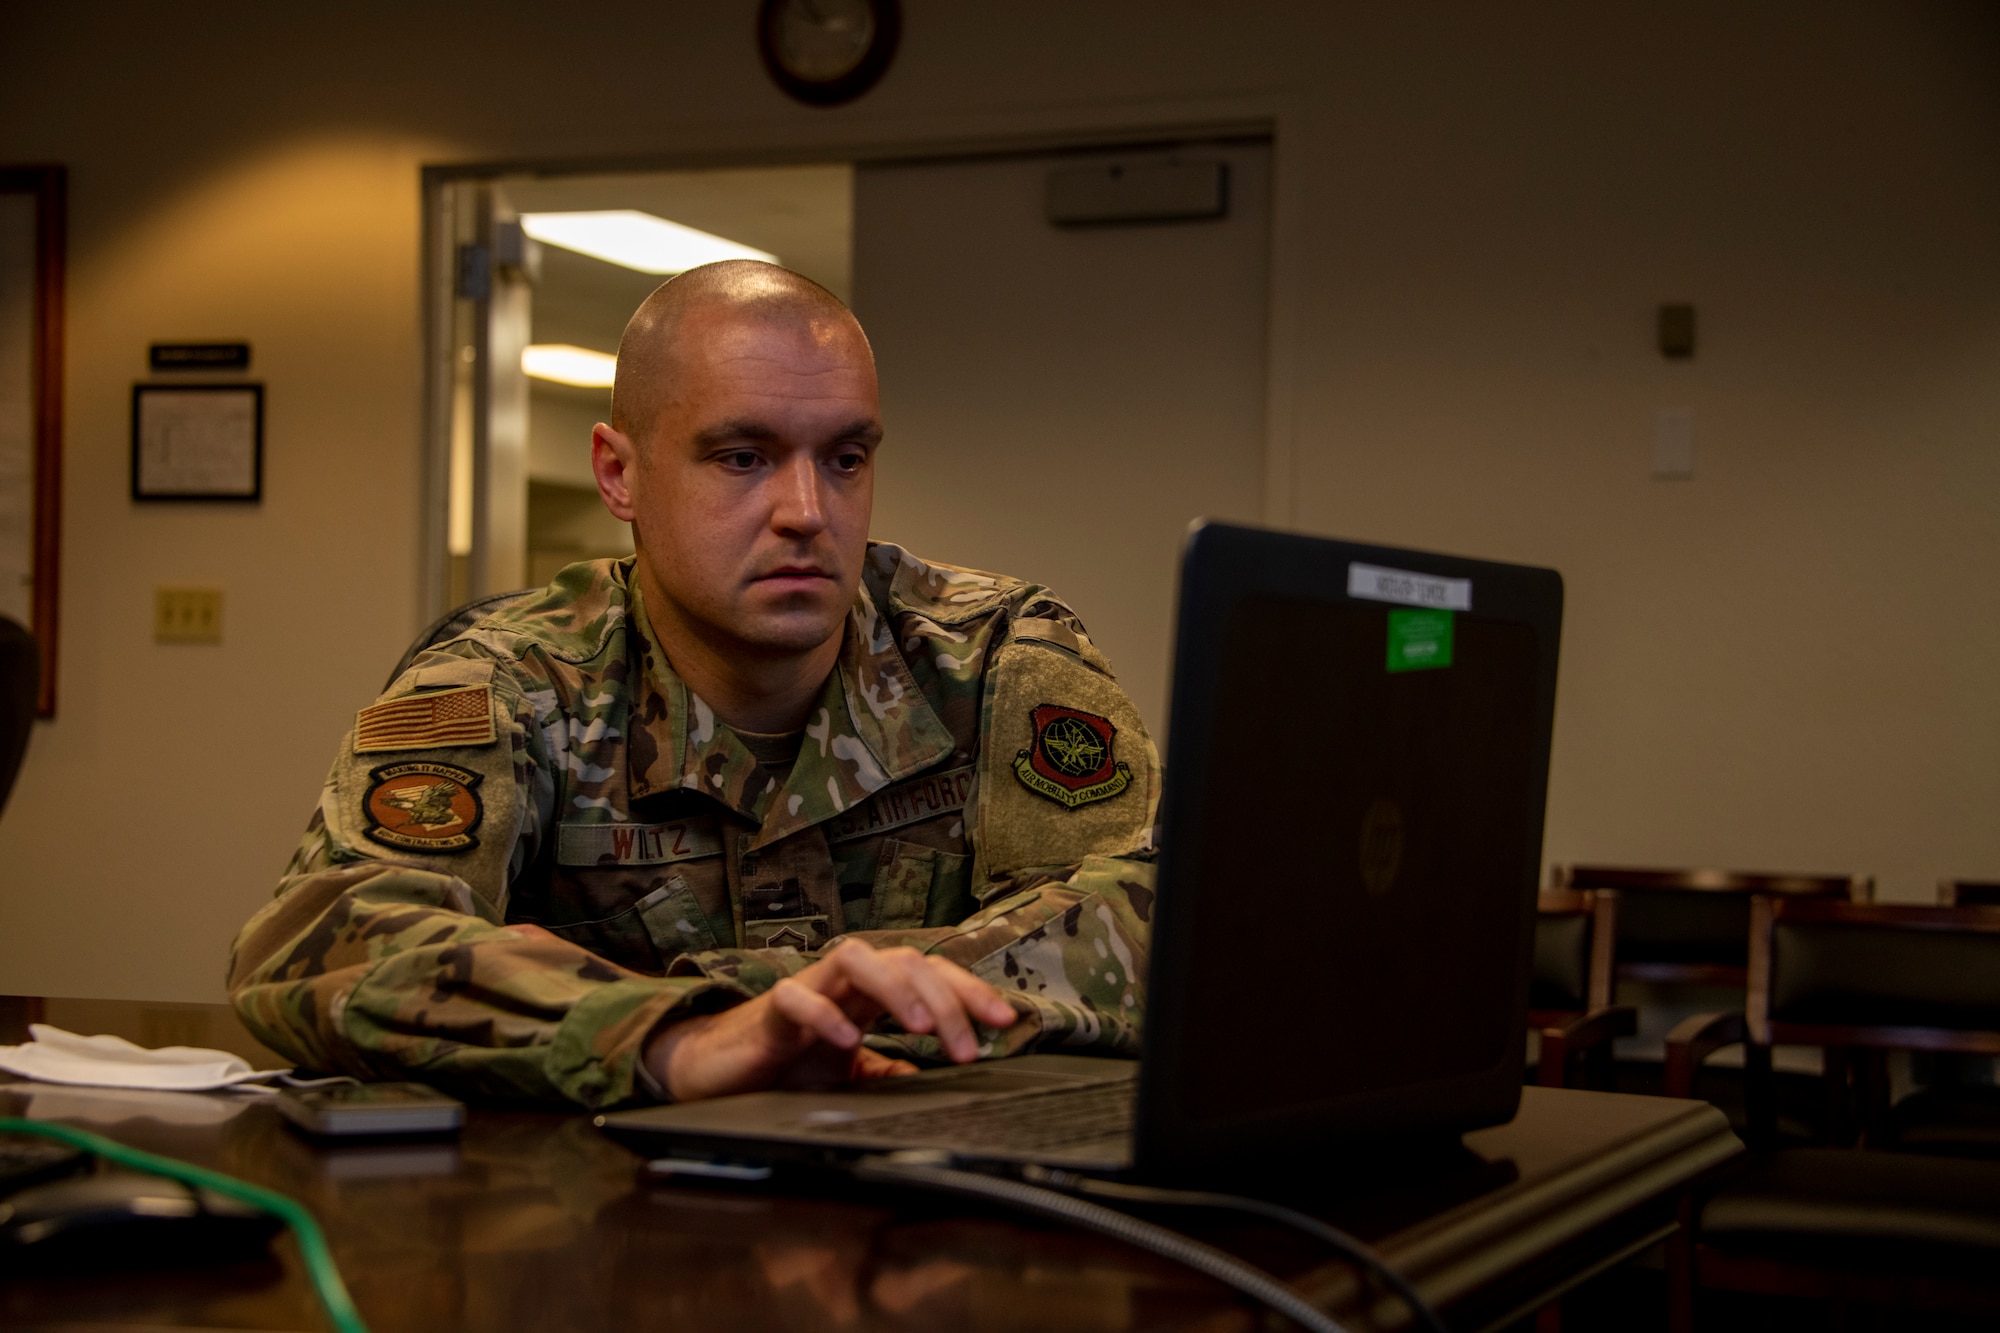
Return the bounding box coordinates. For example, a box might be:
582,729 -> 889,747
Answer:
523,343 -> 617,388
519,210 -> 778,274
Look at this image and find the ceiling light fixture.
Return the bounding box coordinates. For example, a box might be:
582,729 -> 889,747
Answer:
522,344 -> 617,388
518,210 -> 778,274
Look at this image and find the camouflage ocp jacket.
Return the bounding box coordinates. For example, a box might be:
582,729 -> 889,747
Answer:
228,543 -> 1161,1108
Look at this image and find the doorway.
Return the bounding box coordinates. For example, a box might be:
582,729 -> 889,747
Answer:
430,164 -> 854,607
427,135 -> 1271,739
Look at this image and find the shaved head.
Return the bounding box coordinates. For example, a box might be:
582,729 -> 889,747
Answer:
610,259 -> 870,446
589,257 -> 881,730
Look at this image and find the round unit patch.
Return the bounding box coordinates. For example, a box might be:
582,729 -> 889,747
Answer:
363,761 -> 483,854
1013,703 -> 1132,810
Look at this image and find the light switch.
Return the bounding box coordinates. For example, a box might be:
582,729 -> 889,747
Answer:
155,587 -> 223,643
1652,409 -> 1694,480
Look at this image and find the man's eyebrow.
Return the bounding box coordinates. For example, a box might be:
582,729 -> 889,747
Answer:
691,418 -> 883,449
692,419 -> 783,448
830,419 -> 885,448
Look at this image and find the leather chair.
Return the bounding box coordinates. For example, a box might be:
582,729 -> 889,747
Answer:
382,589 -> 536,692
0,615 -> 38,817
1663,898 -> 2000,1327
1922,880 -> 2000,1118
1939,878 -> 2000,907
1552,865 -> 1869,1132
1552,864 -> 1871,993
1527,887 -> 1633,1089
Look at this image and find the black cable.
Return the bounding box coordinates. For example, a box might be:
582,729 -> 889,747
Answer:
1020,1166 -> 1450,1333
853,1152 -> 1351,1333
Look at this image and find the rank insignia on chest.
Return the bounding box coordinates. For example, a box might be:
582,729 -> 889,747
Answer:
1013,704 -> 1132,810
763,924 -> 814,951
362,761 -> 483,854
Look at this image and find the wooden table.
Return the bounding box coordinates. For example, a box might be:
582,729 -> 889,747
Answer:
1,1076 -> 1737,1332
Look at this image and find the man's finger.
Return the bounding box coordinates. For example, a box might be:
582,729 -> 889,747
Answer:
850,1047 -> 920,1081
901,953 -> 980,1062
818,943 -> 936,1036
768,976 -> 863,1050
930,957 -> 1018,1030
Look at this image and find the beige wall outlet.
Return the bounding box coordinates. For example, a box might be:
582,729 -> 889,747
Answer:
155,586 -> 223,643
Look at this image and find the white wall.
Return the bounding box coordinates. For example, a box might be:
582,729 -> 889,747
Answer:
0,2 -> 1995,1003
857,142 -> 1273,742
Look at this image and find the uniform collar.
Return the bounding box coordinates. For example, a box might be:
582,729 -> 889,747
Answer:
625,572 -> 953,847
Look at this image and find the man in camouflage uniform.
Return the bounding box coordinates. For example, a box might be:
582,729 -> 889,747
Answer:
229,261 -> 1160,1109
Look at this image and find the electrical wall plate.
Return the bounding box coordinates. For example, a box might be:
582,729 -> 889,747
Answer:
155,587 -> 222,644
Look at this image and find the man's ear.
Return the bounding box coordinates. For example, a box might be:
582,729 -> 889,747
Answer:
592,422 -> 638,523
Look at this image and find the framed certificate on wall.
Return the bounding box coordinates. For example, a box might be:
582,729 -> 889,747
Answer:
131,383 -> 263,501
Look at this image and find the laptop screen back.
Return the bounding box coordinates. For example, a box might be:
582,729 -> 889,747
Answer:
1180,595 -> 1540,1121
1138,526 -> 1562,1170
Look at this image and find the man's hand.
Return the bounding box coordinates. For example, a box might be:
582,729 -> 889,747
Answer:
641,940 -> 1018,1103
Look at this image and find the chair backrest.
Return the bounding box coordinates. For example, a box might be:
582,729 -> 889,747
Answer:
382,590 -> 537,693
1747,897 -> 2000,1055
1553,863 -> 1870,987
1939,880 -> 2000,908
0,616 -> 38,816
1529,887 -> 1616,1018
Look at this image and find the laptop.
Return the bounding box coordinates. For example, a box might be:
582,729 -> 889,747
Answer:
598,522 -> 1564,1181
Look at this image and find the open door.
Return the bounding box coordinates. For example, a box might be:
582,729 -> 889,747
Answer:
426,165 -> 852,620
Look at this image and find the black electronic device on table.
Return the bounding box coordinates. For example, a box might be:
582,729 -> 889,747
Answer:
277,1081 -> 466,1138
597,522 -> 1564,1182
0,1172 -> 282,1270
0,1131 -> 89,1195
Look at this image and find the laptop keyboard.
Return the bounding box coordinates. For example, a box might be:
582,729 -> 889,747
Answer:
797,1078 -> 1136,1154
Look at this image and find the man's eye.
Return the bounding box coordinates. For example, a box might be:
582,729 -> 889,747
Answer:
832,451 -> 868,473
721,451 -> 760,470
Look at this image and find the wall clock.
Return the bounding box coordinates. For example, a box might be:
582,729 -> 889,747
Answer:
757,0 -> 901,107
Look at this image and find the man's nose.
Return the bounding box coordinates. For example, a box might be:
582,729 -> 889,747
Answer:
770,453 -> 829,537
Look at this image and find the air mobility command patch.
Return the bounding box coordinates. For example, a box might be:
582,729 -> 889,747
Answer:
1013,704 -> 1132,810
362,761 -> 483,854
354,684 -> 496,754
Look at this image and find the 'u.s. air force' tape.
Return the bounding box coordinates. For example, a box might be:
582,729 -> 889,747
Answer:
825,765 -> 974,845
1347,562 -> 1472,611
557,820 -> 722,867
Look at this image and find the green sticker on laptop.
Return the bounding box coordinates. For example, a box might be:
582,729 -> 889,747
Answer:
1386,608 -> 1454,673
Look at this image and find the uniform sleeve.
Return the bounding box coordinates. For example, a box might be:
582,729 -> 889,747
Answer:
227,653 -> 746,1107
670,614 -> 1161,1064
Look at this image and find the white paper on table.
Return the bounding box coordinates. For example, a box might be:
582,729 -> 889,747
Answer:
0,1023 -> 291,1091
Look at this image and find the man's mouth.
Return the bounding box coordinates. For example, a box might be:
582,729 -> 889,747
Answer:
753,565 -> 835,586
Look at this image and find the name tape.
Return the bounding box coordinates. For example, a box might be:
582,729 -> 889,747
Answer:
558,819 -> 722,867
1347,563 -> 1472,612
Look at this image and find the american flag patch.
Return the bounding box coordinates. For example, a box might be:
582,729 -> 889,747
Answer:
354,685 -> 497,754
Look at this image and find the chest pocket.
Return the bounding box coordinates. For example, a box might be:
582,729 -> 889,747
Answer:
868,837 -> 976,932
531,816 -> 731,974
535,873 -> 723,975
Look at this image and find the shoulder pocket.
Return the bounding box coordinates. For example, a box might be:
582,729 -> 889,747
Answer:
1009,616 -> 1116,677
867,837 -> 974,930
534,874 -> 722,975
972,641 -> 1159,882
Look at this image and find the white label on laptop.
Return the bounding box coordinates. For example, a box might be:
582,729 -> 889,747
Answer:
1347,563 -> 1472,611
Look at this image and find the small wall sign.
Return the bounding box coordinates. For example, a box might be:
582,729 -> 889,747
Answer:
131,383 -> 263,502
150,342 -> 250,372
